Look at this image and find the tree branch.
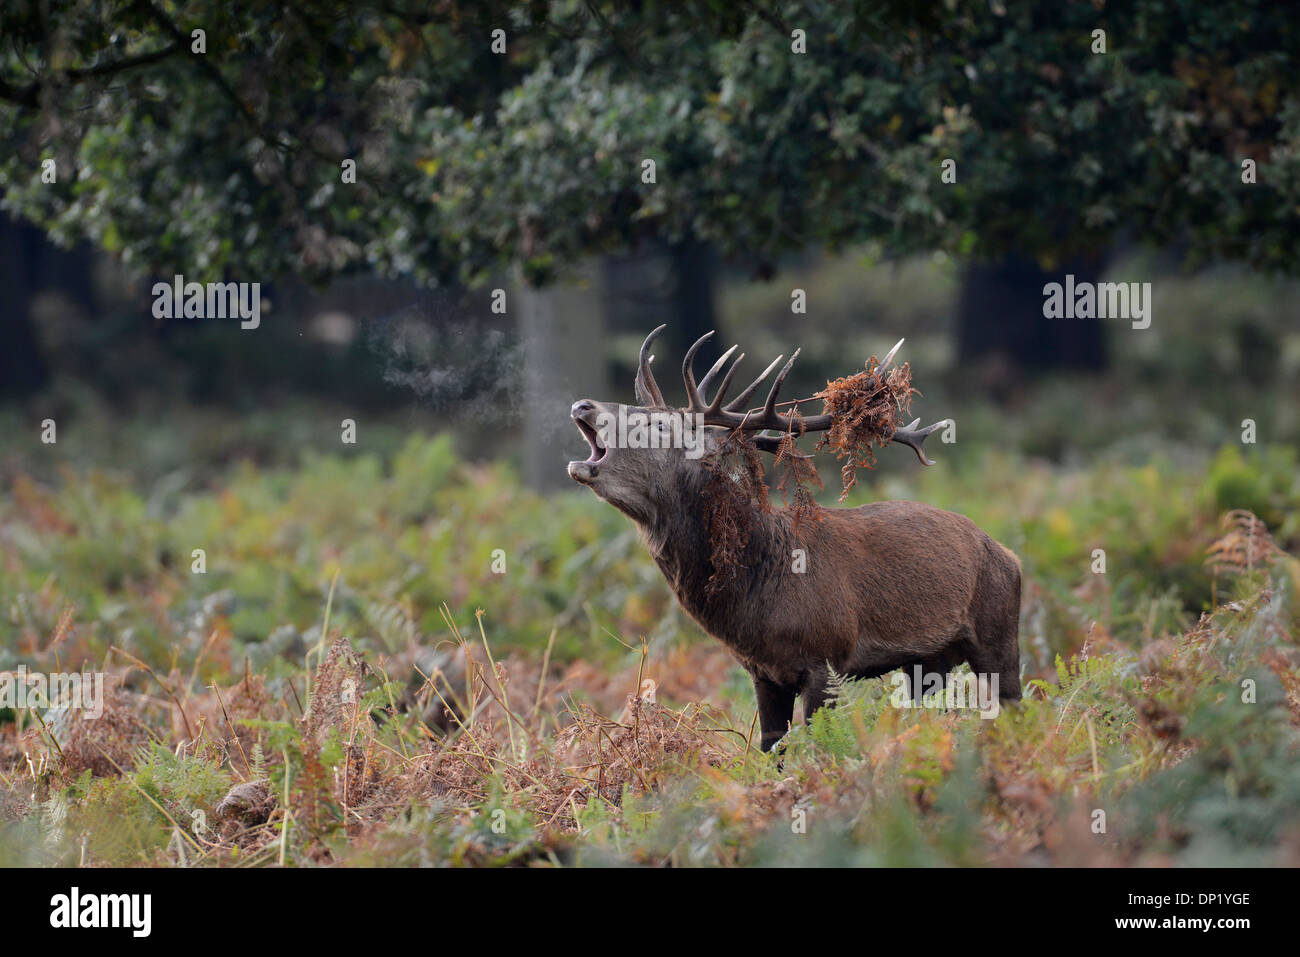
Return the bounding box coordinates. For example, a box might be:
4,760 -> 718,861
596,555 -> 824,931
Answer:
0,41 -> 182,110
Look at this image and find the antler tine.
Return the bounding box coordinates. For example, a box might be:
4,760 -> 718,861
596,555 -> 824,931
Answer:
723,354 -> 785,412
697,344 -> 738,401
635,324 -> 668,407
890,419 -> 949,466
705,351 -> 745,411
879,337 -> 904,372
681,331 -> 714,411
761,349 -> 800,418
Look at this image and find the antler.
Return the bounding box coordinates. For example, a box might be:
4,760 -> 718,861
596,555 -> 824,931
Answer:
679,331 -> 833,432
634,324 -> 669,408
632,326 -> 946,464
675,330 -> 946,465
889,418 -> 951,467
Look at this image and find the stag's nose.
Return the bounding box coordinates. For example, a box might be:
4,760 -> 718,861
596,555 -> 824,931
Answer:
571,400 -> 596,418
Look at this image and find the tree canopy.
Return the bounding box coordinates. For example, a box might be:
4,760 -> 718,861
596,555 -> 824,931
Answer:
3,0 -> 1298,288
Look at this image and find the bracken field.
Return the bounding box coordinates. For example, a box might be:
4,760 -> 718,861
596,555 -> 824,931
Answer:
2,423 -> 1298,867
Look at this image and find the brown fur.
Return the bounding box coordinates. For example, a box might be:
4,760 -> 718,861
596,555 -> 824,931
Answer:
569,400 -> 1022,751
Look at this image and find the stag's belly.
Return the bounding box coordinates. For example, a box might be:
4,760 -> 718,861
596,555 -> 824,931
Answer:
720,626 -> 859,688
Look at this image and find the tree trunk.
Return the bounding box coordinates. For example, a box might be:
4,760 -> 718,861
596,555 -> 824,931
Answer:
670,238 -> 720,371
516,260 -> 609,492
0,217 -> 51,398
956,252 -> 1108,373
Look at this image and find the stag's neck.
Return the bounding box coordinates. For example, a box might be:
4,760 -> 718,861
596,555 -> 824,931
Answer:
640,484 -> 798,655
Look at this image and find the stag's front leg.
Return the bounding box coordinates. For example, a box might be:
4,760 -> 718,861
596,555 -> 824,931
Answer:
752,674 -> 796,753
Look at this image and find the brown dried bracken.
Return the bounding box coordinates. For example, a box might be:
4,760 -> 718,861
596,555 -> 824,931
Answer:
1205,509 -> 1285,577
51,683 -> 154,778
304,636 -> 369,748
814,358 -> 917,501
772,420 -> 824,531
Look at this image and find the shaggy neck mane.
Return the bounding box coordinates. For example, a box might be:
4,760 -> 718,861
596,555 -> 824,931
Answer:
638,470 -> 805,656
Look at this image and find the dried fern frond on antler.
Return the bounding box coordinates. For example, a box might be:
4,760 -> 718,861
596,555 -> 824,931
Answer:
813,357 -> 917,500
773,422 -> 823,530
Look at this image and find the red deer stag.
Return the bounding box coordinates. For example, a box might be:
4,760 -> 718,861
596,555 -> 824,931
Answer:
568,326 -> 1021,751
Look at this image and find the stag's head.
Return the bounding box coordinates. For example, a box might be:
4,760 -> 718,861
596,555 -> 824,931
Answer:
568,325 -> 944,521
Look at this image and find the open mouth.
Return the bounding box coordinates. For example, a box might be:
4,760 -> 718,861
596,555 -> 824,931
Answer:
572,417 -> 608,467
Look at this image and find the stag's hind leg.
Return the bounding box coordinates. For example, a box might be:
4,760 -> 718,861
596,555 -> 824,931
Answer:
799,661 -> 836,724
903,648 -> 963,705
969,545 -> 1023,701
